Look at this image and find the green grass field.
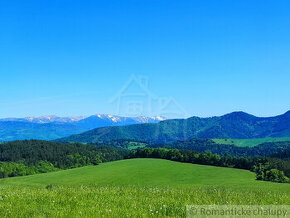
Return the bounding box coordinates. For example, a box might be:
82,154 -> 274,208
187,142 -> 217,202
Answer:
213,137 -> 290,147
127,141 -> 147,150
0,159 -> 289,217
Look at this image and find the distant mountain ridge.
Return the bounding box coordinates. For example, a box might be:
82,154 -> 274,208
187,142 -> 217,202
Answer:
0,115 -> 164,124
0,115 -> 87,124
59,111 -> 290,144
0,115 -> 165,141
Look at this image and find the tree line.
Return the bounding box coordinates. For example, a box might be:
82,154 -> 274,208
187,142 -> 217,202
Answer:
0,140 -> 127,178
151,139 -> 290,157
94,139 -> 290,158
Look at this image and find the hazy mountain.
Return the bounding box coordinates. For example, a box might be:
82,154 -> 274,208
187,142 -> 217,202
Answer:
1,115 -> 86,124
58,111 -> 290,144
0,115 -> 165,141
76,115 -> 164,129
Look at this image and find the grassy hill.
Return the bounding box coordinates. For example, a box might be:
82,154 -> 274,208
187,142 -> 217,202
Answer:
213,137 -> 290,147
1,158 -> 286,190
0,159 -> 289,217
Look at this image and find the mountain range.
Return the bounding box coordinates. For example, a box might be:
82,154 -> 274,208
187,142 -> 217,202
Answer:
0,115 -> 165,141
59,111 -> 290,144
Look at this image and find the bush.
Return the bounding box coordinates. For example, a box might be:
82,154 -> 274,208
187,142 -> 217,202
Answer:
264,169 -> 289,183
254,163 -> 289,183
0,171 -> 7,178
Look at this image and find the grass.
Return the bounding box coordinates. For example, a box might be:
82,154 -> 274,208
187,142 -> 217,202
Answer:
213,137 -> 290,147
0,159 -> 289,217
127,141 -> 147,150
1,158 -> 289,191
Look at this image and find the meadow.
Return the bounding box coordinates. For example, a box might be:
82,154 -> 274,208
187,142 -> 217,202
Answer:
213,137 -> 290,147
0,159 -> 289,217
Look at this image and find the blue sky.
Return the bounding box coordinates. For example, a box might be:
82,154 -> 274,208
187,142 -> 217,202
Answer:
0,0 -> 290,118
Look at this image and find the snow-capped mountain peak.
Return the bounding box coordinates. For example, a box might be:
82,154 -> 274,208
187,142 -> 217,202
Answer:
0,114 -> 166,125
90,114 -> 166,123
0,114 -> 166,141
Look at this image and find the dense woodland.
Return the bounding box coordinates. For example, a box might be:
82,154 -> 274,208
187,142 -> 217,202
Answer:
0,140 -> 127,178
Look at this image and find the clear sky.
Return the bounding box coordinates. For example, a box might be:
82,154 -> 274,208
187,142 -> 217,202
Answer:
0,0 -> 290,118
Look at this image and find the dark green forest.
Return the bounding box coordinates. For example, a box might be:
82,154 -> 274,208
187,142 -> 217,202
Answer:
0,140 -> 126,178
